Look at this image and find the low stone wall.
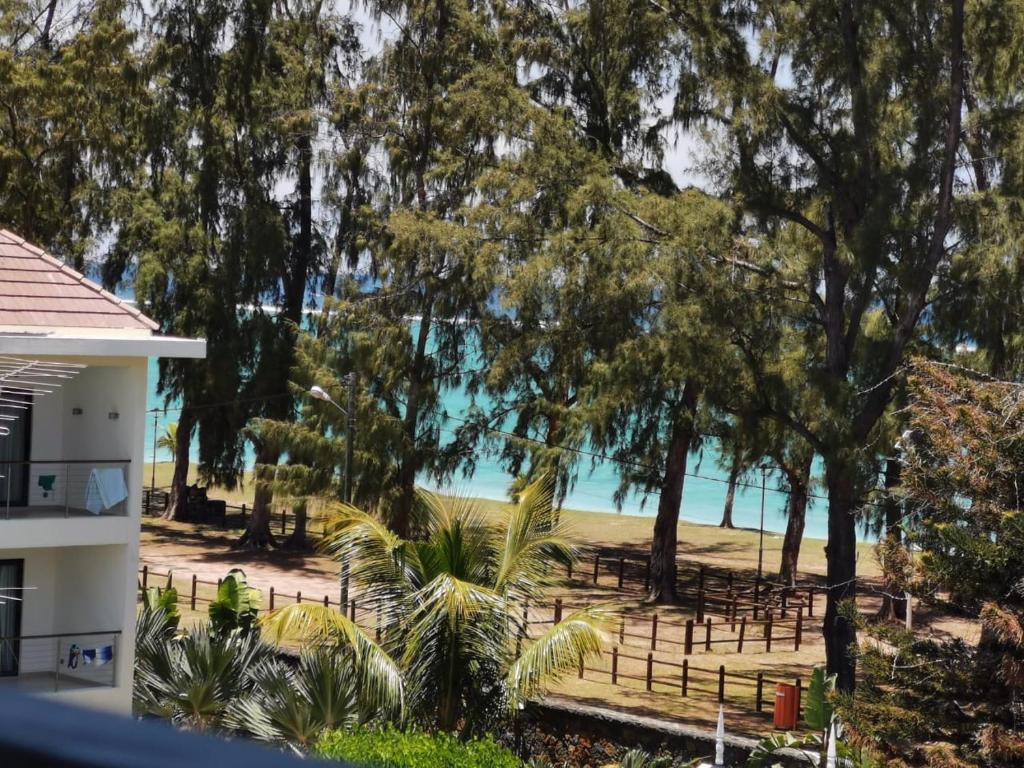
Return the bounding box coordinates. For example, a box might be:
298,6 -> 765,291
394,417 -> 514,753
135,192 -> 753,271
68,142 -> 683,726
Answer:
514,698 -> 814,767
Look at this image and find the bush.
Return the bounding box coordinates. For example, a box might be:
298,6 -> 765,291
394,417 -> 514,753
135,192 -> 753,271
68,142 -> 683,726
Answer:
315,727 -> 524,768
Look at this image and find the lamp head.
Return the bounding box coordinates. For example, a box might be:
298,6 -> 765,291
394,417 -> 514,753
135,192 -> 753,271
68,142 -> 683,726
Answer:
309,385 -> 331,402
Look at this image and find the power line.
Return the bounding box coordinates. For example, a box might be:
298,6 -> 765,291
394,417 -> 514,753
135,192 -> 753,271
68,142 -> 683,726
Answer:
148,383 -> 884,512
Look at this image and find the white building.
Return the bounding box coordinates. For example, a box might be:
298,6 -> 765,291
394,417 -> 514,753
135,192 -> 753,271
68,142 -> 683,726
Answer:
0,229 -> 205,712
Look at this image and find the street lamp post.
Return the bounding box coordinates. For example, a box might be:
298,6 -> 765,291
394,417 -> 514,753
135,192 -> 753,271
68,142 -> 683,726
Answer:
757,464 -> 769,583
310,375 -> 357,607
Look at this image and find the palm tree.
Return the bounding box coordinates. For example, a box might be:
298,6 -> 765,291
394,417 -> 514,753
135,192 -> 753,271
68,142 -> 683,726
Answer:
135,599 -> 402,739
134,621 -> 275,730
156,422 -> 177,455
264,477 -> 606,733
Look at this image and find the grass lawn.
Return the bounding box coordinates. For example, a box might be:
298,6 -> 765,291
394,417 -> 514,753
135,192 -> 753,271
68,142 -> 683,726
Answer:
142,461 -> 882,581
141,462 -> 973,737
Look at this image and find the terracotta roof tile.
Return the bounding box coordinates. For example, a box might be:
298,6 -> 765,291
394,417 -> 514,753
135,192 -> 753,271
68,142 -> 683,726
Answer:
0,229 -> 159,331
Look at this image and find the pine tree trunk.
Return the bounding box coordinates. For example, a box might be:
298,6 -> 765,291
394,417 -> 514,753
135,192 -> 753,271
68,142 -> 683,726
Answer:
239,443 -> 279,549
393,302 -> 432,539
720,454 -> 739,529
163,409 -> 195,521
876,458 -> 907,622
282,499 -> 309,550
648,380 -> 699,604
823,461 -> 858,693
778,454 -> 811,587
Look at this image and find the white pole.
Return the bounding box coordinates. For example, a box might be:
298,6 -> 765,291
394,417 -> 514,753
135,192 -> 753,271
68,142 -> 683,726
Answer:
715,705 -> 725,766
825,719 -> 838,768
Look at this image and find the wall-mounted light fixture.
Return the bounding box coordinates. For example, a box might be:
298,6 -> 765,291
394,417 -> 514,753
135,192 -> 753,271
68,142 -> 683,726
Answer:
72,407 -> 83,416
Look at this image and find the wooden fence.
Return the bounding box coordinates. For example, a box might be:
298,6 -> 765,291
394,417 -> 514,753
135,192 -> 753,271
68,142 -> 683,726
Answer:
581,646 -> 800,716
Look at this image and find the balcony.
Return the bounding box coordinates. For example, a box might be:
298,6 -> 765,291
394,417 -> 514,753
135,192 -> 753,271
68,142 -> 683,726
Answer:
0,630 -> 121,693
0,460 -> 130,520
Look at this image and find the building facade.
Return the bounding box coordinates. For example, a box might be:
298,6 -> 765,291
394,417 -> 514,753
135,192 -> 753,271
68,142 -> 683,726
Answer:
0,229 -> 205,712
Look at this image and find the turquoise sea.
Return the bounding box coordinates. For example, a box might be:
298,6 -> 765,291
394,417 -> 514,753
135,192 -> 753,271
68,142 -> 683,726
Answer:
142,355 -> 843,541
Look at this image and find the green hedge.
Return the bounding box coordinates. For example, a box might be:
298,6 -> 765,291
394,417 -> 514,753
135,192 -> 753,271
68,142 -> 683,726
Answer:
315,727 -> 524,768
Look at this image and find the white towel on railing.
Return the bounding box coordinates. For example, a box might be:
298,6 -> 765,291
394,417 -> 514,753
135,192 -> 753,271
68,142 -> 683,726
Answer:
85,468 -> 128,514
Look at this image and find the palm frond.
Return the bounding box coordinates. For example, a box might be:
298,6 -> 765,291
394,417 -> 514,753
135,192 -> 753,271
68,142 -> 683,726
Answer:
260,604 -> 404,718
494,475 -> 576,598
320,502 -> 416,596
505,606 -> 607,708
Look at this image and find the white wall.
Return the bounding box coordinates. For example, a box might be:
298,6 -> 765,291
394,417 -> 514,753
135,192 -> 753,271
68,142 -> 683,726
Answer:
0,545 -> 132,710
27,364 -> 141,514
4,356 -> 149,714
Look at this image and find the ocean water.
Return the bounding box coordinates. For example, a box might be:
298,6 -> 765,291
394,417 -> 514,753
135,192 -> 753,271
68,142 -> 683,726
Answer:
143,355 -> 842,541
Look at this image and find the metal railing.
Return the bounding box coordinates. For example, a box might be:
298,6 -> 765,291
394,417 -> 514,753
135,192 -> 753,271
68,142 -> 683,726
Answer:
0,460 -> 131,519
0,630 -> 121,692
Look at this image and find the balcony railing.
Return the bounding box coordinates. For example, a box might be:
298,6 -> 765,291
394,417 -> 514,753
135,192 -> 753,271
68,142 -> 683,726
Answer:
0,630 -> 121,693
0,460 -> 130,519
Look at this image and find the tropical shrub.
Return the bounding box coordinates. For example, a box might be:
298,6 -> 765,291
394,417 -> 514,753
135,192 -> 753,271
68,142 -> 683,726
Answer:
315,727 -> 524,768
227,647 -> 403,750
264,477 -> 606,734
208,568 -> 260,636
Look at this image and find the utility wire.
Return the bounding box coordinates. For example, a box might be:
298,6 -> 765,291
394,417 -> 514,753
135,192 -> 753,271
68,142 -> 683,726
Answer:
148,384 -> 886,511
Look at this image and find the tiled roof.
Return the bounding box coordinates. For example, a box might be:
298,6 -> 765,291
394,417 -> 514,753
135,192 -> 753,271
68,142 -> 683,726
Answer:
0,229 -> 158,331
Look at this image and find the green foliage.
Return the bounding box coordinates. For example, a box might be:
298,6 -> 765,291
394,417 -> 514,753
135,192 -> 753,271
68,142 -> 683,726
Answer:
208,569 -> 260,637
838,361 -> 1024,767
263,477 -> 606,734
227,647 -> 403,750
133,622 -> 276,728
314,727 -> 524,768
141,586 -> 180,632
615,748 -> 674,768
803,666 -> 836,732
156,423 -> 177,455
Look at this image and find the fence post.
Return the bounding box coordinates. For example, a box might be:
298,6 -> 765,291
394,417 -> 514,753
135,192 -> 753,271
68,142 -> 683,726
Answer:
554,598 -> 563,624
696,588 -> 706,624
795,607 -> 803,651
698,564 -> 705,594
729,591 -> 737,632
190,574 -> 197,611
753,578 -> 761,620
269,586 -> 275,610
593,554 -> 600,585
807,586 -> 815,617
681,659 -> 689,697
651,613 -> 659,651
349,599 -> 356,621
737,616 -> 746,653
167,571 -> 173,589
578,656 -> 584,679
781,592 -> 789,619
323,595 -> 329,608
766,611 -> 774,653
141,565 -> 148,590
795,678 -> 802,719
241,503 -> 247,527
296,591 -> 302,604
646,652 -> 653,691
618,557 -> 625,588
756,672 -> 764,712
281,508 -> 286,535
619,615 -> 625,645
705,617 -> 712,651
718,664 -> 725,703
644,555 -> 651,591
611,646 -> 619,685
684,619 -> 694,655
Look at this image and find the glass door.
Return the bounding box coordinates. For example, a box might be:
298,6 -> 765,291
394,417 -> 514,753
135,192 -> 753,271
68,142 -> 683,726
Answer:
0,390 -> 31,508
0,559 -> 23,676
